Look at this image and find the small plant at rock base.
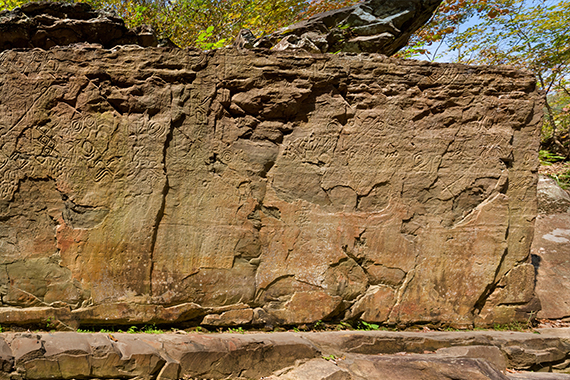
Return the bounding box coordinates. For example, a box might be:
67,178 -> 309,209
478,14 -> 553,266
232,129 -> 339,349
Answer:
527,311 -> 537,327
492,324 -> 507,331
127,326 -> 138,334
142,324 -> 162,334
492,322 -> 527,332
338,321 -> 353,330
359,321 -> 380,331
323,354 -> 337,361
509,322 -> 527,332
313,320 -> 326,330
549,172 -> 570,190
227,327 -> 245,334
539,149 -> 566,165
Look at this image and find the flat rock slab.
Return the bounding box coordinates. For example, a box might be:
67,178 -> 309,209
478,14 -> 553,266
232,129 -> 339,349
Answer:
269,355 -> 509,380
508,374 -> 570,380
339,354 -> 509,380
0,330 -> 569,379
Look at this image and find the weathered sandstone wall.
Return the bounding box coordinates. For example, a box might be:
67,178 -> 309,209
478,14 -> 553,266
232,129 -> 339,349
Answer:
0,46 -> 542,329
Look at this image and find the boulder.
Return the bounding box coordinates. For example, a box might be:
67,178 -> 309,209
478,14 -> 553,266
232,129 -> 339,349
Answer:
508,374 -> 570,380
302,329 -> 570,370
531,176 -> 570,319
0,1 -> 158,52
236,0 -> 444,55
537,175 -> 570,214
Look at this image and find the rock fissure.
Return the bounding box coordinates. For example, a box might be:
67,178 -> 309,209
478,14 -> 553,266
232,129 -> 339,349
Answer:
388,264 -> 418,323
148,89 -> 178,298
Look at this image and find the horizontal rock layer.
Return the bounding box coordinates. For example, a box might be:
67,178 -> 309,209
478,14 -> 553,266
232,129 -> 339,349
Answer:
0,330 -> 570,379
0,46 -> 541,328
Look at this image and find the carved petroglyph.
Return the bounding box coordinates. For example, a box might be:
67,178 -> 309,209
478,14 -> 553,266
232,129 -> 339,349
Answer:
414,151 -> 440,169
285,132 -> 338,164
481,144 -> 507,160
296,204 -> 313,227
427,66 -> 461,85
220,149 -> 234,164
523,151 -> 536,169
130,114 -> 169,139
70,119 -> 85,135
195,105 -> 208,126
36,129 -> 56,154
0,45 -> 541,328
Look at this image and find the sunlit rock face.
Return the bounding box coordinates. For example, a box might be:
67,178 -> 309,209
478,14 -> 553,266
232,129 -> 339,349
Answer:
0,46 -> 541,328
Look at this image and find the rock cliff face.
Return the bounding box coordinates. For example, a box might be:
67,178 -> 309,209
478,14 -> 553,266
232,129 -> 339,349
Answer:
0,45 -> 542,329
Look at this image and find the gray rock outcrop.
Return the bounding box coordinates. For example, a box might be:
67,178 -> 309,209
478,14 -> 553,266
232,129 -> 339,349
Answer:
0,1 -> 158,51
532,175 -> 570,319
235,0 -> 444,54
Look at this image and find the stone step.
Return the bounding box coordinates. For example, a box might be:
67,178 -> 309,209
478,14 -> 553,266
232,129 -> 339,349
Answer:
0,329 -> 569,379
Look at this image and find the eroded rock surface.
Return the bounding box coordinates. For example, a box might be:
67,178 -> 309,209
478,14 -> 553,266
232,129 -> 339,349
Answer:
236,0 -> 443,55
0,44 -> 541,328
0,1 -> 158,51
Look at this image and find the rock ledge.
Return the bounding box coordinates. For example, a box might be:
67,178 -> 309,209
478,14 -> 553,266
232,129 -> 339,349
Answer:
1,330 -> 570,379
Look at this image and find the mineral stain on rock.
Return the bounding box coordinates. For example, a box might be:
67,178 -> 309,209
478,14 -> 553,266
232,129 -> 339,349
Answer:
0,2 -> 543,329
